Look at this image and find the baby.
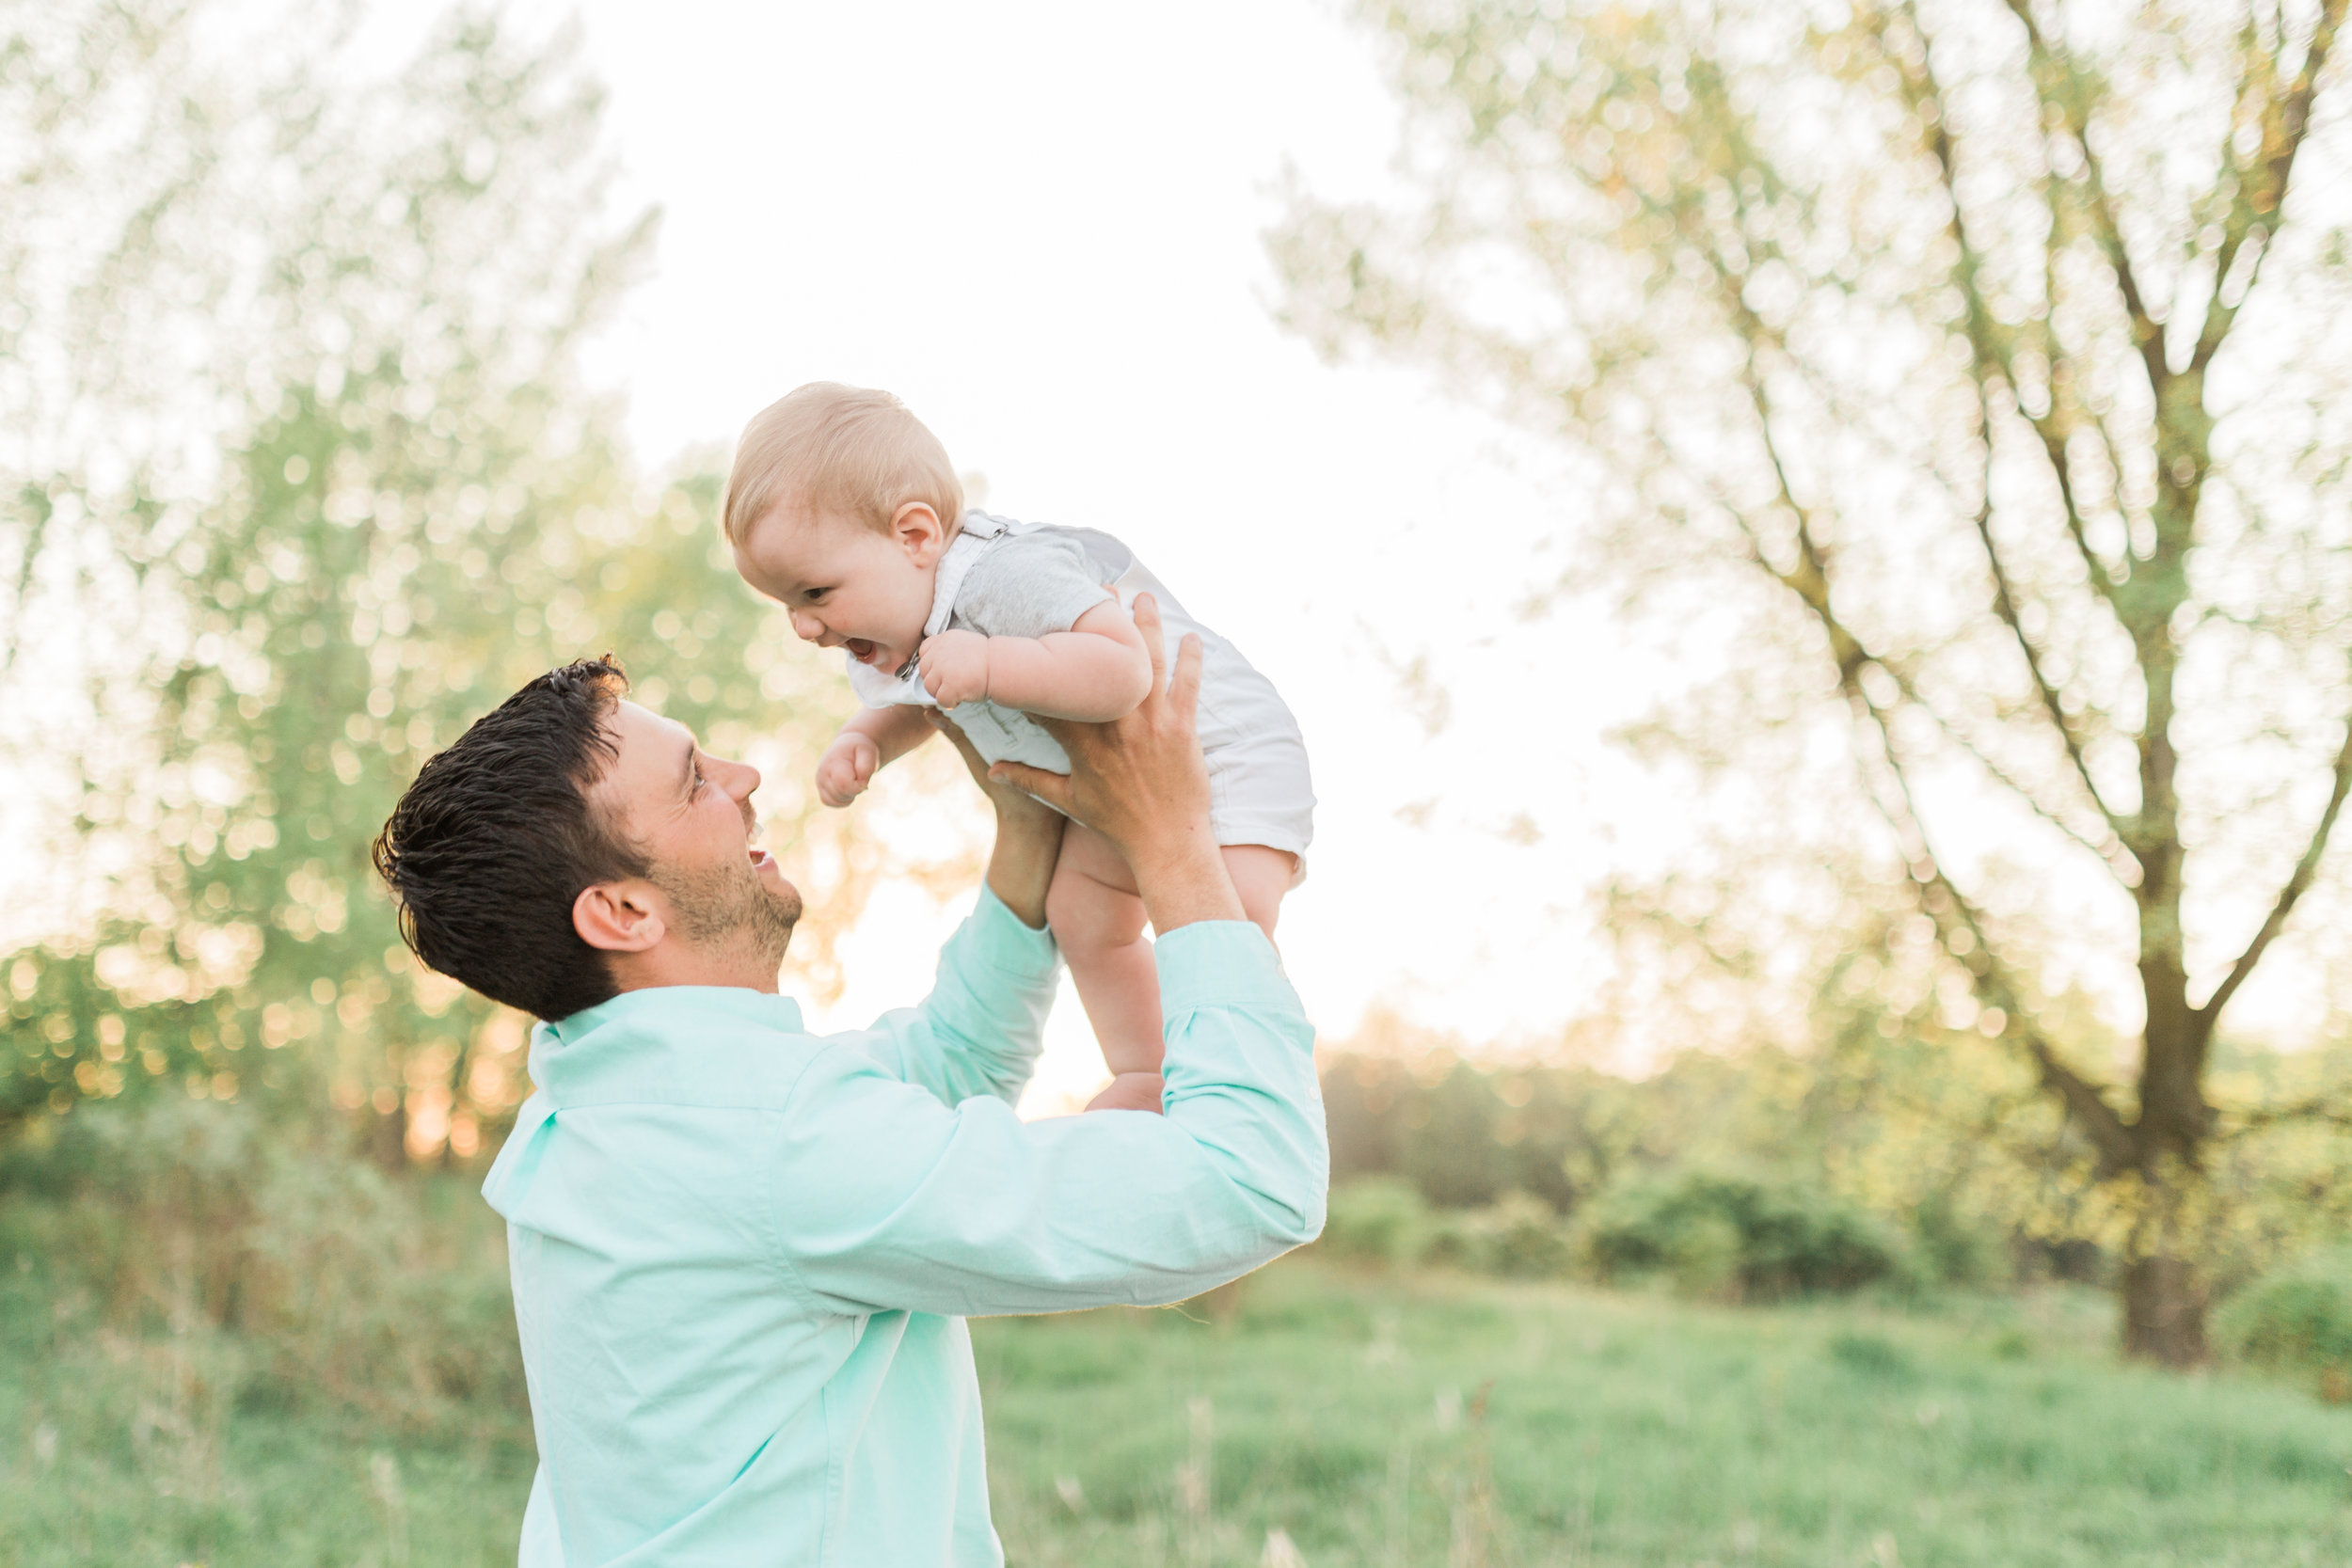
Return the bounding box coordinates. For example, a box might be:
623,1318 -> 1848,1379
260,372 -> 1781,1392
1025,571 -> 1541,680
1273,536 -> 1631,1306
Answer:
723,383 -> 1314,1113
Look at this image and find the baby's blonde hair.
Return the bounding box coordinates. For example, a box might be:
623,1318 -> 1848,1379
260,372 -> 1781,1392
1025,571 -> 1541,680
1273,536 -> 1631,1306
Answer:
722,383 -> 963,548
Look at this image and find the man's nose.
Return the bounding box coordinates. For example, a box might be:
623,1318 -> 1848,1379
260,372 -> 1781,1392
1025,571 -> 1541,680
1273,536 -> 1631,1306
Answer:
716,755 -> 760,800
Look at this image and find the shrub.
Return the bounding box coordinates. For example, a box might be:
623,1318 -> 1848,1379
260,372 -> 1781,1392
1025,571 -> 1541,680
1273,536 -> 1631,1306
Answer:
1317,1177 -> 1433,1267
1580,1167 -> 1908,1301
1909,1191 -> 2010,1288
1420,1190 -> 1575,1278
2217,1247 -> 2352,1390
1479,1190 -> 1577,1277
1316,1181 -> 1575,1278
0,1100 -> 527,1442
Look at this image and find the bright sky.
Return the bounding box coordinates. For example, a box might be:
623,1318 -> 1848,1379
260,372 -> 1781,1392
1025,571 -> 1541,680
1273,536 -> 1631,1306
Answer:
526,0 -> 1670,1108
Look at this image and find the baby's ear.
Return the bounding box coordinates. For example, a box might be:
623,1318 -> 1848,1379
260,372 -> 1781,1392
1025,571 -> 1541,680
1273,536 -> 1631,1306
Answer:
892,501 -> 947,564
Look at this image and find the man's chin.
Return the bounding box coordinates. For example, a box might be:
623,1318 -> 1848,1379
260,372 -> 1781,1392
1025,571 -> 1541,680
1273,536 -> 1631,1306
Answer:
764,885 -> 804,941
655,857 -> 803,975
750,852 -> 803,922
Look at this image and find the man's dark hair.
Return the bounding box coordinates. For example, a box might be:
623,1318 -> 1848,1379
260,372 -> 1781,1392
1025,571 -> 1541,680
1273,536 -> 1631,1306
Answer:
372,657 -> 647,1021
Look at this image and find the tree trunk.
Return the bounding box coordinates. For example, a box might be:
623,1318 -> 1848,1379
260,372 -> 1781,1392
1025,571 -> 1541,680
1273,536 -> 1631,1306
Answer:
2121,1255 -> 2207,1367
366,1100 -> 410,1174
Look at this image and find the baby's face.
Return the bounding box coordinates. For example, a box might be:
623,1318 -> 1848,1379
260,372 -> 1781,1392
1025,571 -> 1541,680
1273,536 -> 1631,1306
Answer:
734,502 -> 944,674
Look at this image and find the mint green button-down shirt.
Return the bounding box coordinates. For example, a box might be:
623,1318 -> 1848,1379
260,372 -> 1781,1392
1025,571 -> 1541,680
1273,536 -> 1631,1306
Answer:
480,891 -> 1327,1567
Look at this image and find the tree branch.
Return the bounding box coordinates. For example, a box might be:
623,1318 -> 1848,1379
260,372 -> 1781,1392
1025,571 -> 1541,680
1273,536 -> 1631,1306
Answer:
2196,693 -> 2352,1027
1958,400 -> 2131,845
1697,203 -> 2131,871
2004,0 -> 2170,401
0,483 -> 56,688
1888,5 -> 2145,770
2192,0 -> 2345,374
2214,1088 -> 2352,1142
1703,277 -> 2140,1170
1903,663 -> 2134,876
1889,6 -> 2134,599
1842,674 -> 2139,1175
1865,1069 -> 2087,1180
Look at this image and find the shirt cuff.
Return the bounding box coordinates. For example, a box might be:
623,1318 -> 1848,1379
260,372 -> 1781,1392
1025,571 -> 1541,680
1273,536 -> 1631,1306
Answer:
971,885 -> 1061,976
1154,921 -> 1307,1023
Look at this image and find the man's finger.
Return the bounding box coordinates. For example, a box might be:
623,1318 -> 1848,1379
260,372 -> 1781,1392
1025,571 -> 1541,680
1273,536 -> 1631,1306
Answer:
1132,592 -> 1167,696
1171,625 -> 1204,709
988,761 -> 1075,814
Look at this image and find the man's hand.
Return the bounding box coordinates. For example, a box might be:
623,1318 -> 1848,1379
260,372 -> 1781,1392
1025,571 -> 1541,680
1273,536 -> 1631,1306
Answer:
816,733 -> 880,808
919,630 -> 992,709
986,594 -> 1245,934
927,710 -> 1064,929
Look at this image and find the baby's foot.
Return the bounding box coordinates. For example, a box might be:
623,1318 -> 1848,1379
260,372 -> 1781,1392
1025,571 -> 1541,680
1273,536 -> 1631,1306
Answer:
1085,1071 -> 1165,1115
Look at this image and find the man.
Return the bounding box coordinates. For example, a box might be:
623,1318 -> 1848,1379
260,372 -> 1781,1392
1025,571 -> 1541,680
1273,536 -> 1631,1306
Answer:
370,599 -> 1326,1567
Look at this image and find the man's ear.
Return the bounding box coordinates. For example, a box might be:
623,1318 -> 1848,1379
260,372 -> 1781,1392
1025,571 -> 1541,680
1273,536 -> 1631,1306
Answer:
573,880 -> 665,954
892,501 -> 946,566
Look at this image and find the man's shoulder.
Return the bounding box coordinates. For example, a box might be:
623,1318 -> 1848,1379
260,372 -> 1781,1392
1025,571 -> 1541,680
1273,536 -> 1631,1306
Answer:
532,987 -> 847,1113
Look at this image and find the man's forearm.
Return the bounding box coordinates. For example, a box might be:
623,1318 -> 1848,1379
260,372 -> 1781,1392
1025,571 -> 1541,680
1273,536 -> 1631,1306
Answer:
1127,822 -> 1245,935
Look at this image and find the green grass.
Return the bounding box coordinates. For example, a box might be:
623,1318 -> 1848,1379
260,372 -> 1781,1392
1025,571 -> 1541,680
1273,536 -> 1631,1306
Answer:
973,1262 -> 2352,1567
5,1255 -> 2350,1566
0,1256 -> 530,1568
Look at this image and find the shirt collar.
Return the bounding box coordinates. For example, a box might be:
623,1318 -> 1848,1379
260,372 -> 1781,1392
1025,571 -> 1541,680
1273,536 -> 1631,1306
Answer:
531,986 -> 809,1099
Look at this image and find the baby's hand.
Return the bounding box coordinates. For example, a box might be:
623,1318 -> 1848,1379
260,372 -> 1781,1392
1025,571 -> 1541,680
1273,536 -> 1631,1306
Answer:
816,733 -> 881,808
919,630 -> 992,709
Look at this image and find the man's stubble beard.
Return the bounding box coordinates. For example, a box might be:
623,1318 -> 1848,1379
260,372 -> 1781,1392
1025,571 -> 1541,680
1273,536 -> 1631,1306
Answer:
654,853 -> 802,978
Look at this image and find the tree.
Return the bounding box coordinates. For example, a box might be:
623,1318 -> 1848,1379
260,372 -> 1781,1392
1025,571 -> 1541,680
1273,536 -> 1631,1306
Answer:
0,1 -> 883,1157
1275,0 -> 2350,1362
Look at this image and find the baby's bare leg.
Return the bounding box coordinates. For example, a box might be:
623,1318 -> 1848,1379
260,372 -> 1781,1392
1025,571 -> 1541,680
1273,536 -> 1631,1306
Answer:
1046,825 -> 1165,1113
1219,845 -> 1295,942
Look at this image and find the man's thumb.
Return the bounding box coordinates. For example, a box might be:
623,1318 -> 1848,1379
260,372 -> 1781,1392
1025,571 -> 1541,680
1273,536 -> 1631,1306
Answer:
988,761 -> 1072,809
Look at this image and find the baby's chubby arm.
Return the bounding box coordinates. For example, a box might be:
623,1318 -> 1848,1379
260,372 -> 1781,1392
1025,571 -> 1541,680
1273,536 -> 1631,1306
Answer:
918,600 -> 1154,721
818,703 -> 936,808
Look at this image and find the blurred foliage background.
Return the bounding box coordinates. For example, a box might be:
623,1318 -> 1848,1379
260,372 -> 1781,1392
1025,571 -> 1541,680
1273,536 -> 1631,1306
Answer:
1274,0 -> 2352,1366
6,0 -> 2352,1563
0,0 -> 939,1163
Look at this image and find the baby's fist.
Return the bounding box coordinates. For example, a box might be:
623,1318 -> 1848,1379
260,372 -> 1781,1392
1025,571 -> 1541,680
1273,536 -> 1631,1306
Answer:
816,734 -> 880,808
919,630 -> 992,710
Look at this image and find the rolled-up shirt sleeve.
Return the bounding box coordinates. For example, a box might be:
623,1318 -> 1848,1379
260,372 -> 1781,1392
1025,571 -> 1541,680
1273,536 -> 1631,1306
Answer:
767,921 -> 1327,1318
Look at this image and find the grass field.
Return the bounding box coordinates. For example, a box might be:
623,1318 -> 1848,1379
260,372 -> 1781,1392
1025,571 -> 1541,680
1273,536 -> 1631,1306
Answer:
977,1264 -> 2352,1567
5,1254 -> 2349,1566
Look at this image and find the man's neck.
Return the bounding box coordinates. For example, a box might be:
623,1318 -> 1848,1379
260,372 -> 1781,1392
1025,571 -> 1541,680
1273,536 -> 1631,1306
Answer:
604,939 -> 785,995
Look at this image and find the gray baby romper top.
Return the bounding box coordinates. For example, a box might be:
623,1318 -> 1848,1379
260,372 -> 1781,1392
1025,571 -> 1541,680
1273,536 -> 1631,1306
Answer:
846,511 -> 1315,863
